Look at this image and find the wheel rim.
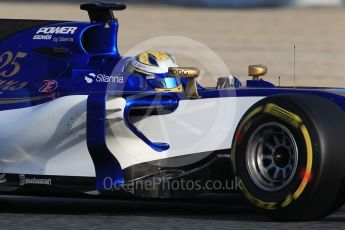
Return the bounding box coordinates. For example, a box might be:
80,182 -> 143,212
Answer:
246,122 -> 299,192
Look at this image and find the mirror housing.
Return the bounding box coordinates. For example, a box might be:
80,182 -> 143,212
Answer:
249,64 -> 268,80
168,67 -> 200,98
168,67 -> 200,79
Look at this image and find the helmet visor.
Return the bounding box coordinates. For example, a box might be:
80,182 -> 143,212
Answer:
148,77 -> 181,90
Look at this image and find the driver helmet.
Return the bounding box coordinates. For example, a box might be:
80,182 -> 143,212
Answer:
126,51 -> 183,92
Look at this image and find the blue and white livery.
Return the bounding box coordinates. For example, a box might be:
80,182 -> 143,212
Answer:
1,2 -> 345,221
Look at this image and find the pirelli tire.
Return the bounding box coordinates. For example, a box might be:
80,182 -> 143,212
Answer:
231,94 -> 345,221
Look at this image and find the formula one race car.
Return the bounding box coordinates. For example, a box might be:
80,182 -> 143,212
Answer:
1,2 -> 345,221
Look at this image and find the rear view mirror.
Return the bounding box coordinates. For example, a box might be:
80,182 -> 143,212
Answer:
168,67 -> 200,79
249,64 -> 268,80
168,67 -> 200,98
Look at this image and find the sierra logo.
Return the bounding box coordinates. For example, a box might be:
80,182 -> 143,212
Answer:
85,73 -> 124,84
85,73 -> 96,84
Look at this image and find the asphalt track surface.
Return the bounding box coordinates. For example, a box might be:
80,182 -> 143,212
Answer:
0,195 -> 345,229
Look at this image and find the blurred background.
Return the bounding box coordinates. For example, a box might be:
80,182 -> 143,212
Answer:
1,0 -> 345,87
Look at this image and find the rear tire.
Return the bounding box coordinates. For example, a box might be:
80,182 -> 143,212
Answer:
231,94 -> 345,221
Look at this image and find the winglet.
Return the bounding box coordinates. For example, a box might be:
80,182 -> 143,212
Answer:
81,2 -> 126,23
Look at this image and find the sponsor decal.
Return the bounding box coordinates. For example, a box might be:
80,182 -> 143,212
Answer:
0,174 -> 6,184
33,35 -> 52,40
19,174 -> 52,186
53,37 -> 74,43
0,80 -> 28,91
33,26 -> 77,40
36,27 -> 77,35
0,51 -> 27,78
39,80 -> 58,93
85,73 -> 96,84
84,73 -> 124,84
